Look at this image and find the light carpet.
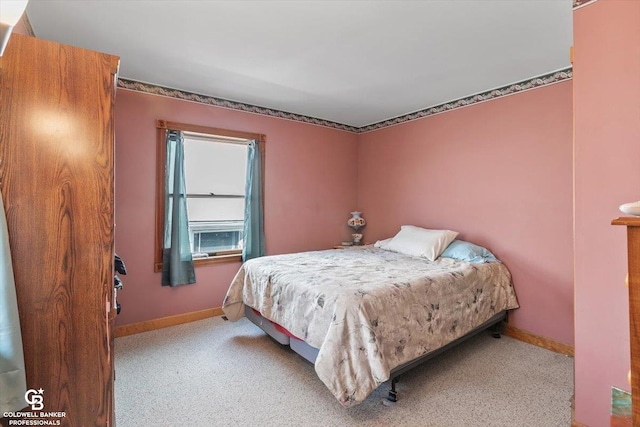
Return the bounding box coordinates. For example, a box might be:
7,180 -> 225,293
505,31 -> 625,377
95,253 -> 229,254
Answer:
115,316 -> 573,427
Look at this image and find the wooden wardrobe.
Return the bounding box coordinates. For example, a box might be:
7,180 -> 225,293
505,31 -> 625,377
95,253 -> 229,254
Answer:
612,217 -> 640,425
0,34 -> 119,426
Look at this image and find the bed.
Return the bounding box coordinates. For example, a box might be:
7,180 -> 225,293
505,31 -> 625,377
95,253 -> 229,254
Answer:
222,245 -> 519,407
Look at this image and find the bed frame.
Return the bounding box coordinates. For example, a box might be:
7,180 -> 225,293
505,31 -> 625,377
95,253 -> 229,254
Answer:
244,305 -> 506,402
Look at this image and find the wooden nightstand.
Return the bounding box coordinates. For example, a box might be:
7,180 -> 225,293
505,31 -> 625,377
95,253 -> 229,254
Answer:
334,243 -> 369,249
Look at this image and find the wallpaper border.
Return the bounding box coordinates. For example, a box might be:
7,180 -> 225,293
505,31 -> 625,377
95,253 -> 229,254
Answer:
119,67 -> 573,134
357,68 -> 573,133
573,0 -> 597,9
116,79 -> 360,133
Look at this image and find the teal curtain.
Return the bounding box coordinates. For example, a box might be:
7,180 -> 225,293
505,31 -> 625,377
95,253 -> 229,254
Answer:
0,191 -> 27,412
242,140 -> 265,261
162,130 -> 196,286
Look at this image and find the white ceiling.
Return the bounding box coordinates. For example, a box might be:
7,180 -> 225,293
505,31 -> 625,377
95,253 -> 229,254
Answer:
25,1 -> 573,128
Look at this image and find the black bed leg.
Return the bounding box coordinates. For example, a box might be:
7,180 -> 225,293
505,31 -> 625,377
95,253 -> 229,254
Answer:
387,377 -> 398,402
490,323 -> 502,339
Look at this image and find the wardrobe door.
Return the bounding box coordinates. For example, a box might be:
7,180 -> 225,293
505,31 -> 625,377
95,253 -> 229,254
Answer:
0,34 -> 119,426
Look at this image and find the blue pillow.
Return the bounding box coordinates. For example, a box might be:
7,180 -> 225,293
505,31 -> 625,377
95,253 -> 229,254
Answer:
440,240 -> 498,263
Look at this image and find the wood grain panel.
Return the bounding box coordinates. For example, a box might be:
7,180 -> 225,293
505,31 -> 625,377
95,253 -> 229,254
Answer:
612,217 -> 640,426
0,34 -> 118,426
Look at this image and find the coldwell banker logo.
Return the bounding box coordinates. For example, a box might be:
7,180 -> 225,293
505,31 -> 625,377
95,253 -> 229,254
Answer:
25,389 -> 44,411
2,388 -> 66,425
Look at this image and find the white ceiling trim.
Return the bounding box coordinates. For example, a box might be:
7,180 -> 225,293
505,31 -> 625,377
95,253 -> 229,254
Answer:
118,67 -> 573,135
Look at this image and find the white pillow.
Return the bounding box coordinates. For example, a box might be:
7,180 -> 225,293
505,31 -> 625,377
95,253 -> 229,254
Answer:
384,225 -> 458,261
374,238 -> 392,249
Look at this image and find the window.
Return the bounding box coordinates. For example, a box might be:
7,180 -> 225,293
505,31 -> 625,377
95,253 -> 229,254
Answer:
183,134 -> 248,257
155,120 -> 265,271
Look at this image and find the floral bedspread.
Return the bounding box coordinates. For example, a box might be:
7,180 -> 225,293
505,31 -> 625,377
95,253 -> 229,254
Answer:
222,246 -> 519,407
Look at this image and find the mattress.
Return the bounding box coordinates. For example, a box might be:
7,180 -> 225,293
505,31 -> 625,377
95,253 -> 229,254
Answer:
244,305 -> 291,345
248,304 -> 505,373
223,246 -> 519,407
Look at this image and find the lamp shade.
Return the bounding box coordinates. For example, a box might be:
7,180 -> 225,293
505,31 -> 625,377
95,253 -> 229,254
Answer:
0,0 -> 28,57
0,0 -> 28,26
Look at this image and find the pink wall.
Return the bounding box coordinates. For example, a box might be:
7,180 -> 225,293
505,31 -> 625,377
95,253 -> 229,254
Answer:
573,1 -> 640,425
114,90 -> 358,326
13,16 -> 30,36
358,82 -> 574,345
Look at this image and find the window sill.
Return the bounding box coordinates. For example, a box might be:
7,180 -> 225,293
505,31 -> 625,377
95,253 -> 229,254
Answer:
154,253 -> 242,272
